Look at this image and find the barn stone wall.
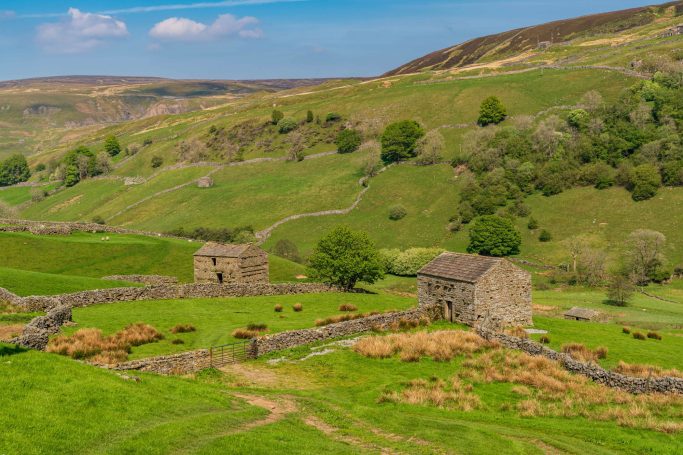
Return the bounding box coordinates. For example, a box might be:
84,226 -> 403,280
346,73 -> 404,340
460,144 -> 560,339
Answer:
194,248 -> 268,284
475,261 -> 532,328
417,275 -> 476,324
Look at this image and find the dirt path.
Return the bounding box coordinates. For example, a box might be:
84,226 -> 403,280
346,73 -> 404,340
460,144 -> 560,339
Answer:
232,393 -> 298,431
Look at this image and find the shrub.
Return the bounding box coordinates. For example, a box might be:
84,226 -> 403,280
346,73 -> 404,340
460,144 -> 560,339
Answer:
627,164 -> 661,201
380,120 -> 425,163
538,230 -> 552,242
151,156 -> 163,168
388,205 -> 407,221
271,110 -> 284,125
104,135 -> 122,157
306,110 -> 314,123
336,129 -> 362,154
325,112 -> 342,122
567,109 -> 590,130
632,332 -> 646,340
647,331 -> 662,340
622,327 -> 631,334
0,154 -> 31,186
527,217 -> 539,230
278,118 -> 298,134
142,138 -> 153,147
171,339 -> 185,345
274,304 -> 283,312
338,304 -> 357,312
467,215 -> 521,257
273,239 -> 302,263
170,324 -> 196,334
478,96 -> 507,126
382,247 -> 444,276
35,163 -> 46,172
293,303 -> 303,312
539,335 -> 551,344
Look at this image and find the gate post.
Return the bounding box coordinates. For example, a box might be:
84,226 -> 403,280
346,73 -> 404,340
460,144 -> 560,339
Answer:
209,346 -> 213,368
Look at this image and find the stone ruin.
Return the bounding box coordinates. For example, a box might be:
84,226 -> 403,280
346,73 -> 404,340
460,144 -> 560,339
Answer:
197,177 -> 214,188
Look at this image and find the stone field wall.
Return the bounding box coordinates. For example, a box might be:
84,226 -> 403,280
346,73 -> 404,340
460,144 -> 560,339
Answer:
102,275 -> 179,286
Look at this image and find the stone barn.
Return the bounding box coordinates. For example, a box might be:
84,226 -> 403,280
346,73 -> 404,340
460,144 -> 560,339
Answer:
417,252 -> 532,328
193,243 -> 268,284
564,307 -> 599,322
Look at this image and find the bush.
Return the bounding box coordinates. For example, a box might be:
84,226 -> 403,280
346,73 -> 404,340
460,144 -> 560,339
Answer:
539,335 -> 551,344
567,109 -> 590,130
647,331 -> 662,340
151,156 -> 163,168
306,110 -> 314,123
104,135 -> 121,157
467,215 -> 521,257
293,303 -> 303,312
35,163 -> 46,172
622,327 -> 631,334
274,304 -> 283,312
477,96 -> 507,126
170,324 -> 196,334
142,138 -> 153,147
628,164 -> 661,201
380,120 -> 425,163
338,304 -> 357,312
325,112 -> 342,122
171,339 -> 185,345
271,110 -> 284,125
527,217 -> 539,230
336,129 -> 362,154
632,332 -> 646,340
388,204 -> 407,221
278,118 -> 298,134
273,239 -> 302,263
383,248 -> 444,276
538,230 -> 552,242
0,154 -> 31,186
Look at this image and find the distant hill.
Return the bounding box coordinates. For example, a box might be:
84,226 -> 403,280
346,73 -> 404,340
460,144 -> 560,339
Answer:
385,1 -> 683,75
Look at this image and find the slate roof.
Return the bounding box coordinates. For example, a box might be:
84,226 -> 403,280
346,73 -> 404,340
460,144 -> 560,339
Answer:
564,307 -> 599,320
194,243 -> 253,258
418,252 -> 502,283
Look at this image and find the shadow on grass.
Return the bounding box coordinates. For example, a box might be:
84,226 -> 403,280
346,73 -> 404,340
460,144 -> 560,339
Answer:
0,343 -> 27,357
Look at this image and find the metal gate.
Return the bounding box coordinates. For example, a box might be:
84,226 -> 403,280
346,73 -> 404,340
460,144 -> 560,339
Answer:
209,341 -> 253,368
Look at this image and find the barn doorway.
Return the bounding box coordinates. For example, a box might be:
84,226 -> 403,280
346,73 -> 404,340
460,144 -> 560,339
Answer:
217,273 -> 224,284
445,302 -> 454,322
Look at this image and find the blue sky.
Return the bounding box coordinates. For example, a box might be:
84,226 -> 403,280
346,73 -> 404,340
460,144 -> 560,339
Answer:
0,0 -> 659,81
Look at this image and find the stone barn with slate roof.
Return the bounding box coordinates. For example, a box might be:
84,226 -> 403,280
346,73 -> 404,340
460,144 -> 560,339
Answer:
193,243 -> 268,284
417,252 -> 532,328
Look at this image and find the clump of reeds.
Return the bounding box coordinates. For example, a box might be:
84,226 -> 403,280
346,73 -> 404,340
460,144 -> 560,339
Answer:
633,332 -> 646,340
274,304 -> 283,312
170,323 -> 196,334
560,343 -> 608,362
338,304 -> 358,312
647,331 -> 662,340
293,303 -> 303,312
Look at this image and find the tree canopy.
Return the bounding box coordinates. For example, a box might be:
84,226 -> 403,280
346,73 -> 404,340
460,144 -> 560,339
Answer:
336,129 -> 362,154
380,120 -> 425,163
478,96 -> 507,126
0,154 -> 31,187
467,215 -> 521,257
308,226 -> 384,290
104,135 -> 122,157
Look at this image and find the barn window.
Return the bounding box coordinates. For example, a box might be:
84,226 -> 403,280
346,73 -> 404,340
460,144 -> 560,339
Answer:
217,273 -> 224,284
211,257 -> 217,266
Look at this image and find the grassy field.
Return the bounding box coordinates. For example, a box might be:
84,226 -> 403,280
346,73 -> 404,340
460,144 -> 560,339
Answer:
66,292 -> 415,359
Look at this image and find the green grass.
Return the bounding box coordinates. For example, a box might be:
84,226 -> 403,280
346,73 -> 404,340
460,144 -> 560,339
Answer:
66,292 -> 415,358
0,344 -> 265,455
530,315 -> 683,370
0,186 -> 33,206
0,266 -> 140,297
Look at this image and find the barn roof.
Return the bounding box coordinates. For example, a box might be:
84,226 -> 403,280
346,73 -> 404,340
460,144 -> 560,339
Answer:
563,307 -> 599,320
194,243 -> 253,258
418,252 -> 502,283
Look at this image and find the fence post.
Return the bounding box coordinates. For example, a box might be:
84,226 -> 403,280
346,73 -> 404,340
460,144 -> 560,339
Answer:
209,346 -> 213,368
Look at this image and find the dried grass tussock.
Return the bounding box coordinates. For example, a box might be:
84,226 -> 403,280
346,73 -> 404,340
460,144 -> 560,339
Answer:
47,323 -> 163,364
560,343 -> 609,362
354,330 -> 496,362
380,377 -> 481,411
0,324 -> 24,341
613,361 -> 683,379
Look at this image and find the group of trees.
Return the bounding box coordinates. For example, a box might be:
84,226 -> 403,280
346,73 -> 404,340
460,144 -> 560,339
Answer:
0,154 -> 30,186
167,225 -> 255,243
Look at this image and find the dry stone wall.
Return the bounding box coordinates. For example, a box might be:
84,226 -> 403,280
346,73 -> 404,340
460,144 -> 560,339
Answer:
477,328 -> 683,395
102,275 -> 179,285
12,305 -> 72,350
7,283 -> 339,312
112,350 -> 212,375
0,218 -> 188,239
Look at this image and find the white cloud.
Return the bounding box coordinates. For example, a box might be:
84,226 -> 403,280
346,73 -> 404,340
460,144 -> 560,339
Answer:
36,8 -> 128,54
150,14 -> 262,41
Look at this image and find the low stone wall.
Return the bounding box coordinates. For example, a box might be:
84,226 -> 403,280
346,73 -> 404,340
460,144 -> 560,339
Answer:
477,329 -> 683,395
106,305 -> 443,375
102,275 -> 179,286
0,218 -> 188,240
9,283 -> 340,312
111,350 -> 212,375
12,305 -> 72,350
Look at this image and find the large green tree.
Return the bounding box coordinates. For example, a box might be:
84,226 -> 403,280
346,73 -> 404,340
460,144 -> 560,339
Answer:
380,120 -> 425,163
0,154 -> 31,186
467,215 -> 521,257
104,135 -> 122,157
309,226 -> 384,290
336,129 -> 362,154
477,96 -> 507,126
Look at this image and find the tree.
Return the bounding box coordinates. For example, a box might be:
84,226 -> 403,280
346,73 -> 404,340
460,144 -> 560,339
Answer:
380,120 -> 425,163
278,118 -> 298,134
467,215 -> 521,257
287,132 -> 305,162
478,96 -> 507,126
627,164 -> 661,201
95,152 -> 113,175
271,110 -> 284,125
567,109 -> 590,131
336,129 -> 362,154
607,274 -> 635,306
104,135 -> 121,157
360,141 -> 382,178
273,239 -> 302,263
626,229 -> 667,284
151,156 -> 164,168
538,230 -> 552,242
0,154 -> 31,186
308,226 -> 384,290
415,130 -> 445,165
306,110 -> 314,123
